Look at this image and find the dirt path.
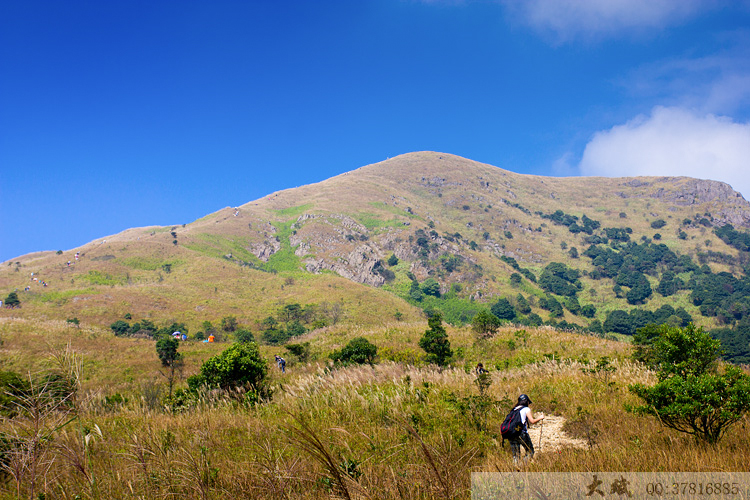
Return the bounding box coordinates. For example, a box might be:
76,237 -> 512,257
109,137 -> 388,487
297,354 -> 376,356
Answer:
527,415 -> 588,452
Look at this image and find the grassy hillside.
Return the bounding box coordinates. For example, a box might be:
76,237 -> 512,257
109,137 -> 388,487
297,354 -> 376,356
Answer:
3,152 -> 750,362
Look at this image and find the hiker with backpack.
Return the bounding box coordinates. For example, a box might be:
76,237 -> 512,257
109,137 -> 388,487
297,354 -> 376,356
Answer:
501,394 -> 544,463
274,355 -> 286,373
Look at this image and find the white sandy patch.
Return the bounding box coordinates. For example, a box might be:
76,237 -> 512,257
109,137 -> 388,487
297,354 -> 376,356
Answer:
528,414 -> 588,452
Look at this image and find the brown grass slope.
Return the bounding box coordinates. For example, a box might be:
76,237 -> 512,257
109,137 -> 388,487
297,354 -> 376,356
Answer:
2,151 -> 749,333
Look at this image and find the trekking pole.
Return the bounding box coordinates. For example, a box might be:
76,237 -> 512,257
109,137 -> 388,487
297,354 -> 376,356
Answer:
538,417 -> 544,451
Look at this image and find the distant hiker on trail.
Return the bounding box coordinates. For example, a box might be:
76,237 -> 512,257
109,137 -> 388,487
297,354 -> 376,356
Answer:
275,355 -> 286,373
475,363 -> 487,375
502,394 -> 544,463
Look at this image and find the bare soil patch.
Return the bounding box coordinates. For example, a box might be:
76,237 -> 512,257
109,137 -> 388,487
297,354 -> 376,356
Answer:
528,414 -> 588,452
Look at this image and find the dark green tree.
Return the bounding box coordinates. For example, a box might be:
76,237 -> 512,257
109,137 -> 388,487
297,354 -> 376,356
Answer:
286,320 -> 306,337
421,278 -> 441,297
155,322 -> 188,338
409,280 -> 423,301
625,273 -> 652,305
156,337 -> 180,367
202,320 -> 216,335
221,315 -> 238,332
110,320 -> 131,336
563,296 -> 581,315
260,316 -> 278,330
280,303 -> 303,322
4,291 -> 20,308
491,298 -> 516,321
524,313 -> 543,327
260,316 -> 286,344
581,304 -> 596,318
419,313 -> 452,366
588,319 -> 604,335
510,273 -> 523,286
539,262 -> 581,297
603,310 -> 632,335
539,295 -> 563,318
262,330 -> 289,345
657,271 -> 679,297
156,337 -> 182,397
515,293 -> 531,315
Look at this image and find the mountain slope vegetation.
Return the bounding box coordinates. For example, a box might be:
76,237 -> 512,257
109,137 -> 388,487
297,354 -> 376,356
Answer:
2,152 -> 750,498
3,151 -> 750,360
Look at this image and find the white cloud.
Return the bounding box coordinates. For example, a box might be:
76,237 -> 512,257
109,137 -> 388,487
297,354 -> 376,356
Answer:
502,0 -> 712,42
578,106 -> 750,199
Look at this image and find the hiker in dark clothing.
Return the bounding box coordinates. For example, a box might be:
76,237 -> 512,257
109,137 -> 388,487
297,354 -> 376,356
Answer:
275,354 -> 286,373
509,394 -> 544,462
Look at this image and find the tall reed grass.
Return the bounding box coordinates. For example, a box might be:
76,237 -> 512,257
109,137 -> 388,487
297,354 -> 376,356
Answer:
1,322 -> 748,499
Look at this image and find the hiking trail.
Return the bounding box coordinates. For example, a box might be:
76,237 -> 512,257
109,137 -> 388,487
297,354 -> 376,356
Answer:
527,415 -> 588,452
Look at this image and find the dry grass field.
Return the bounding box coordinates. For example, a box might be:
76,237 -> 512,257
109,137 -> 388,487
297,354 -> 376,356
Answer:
1,316 -> 748,500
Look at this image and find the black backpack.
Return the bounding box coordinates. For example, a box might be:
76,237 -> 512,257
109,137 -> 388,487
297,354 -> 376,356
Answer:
500,406 -> 524,441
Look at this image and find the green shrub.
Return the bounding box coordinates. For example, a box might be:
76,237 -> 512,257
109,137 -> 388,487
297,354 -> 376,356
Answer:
471,310 -> 501,338
188,343 -> 268,396
234,328 -> 255,343
629,324 -> 750,444
110,320 -> 130,336
331,337 -> 377,365
285,342 -> 311,362
262,328 -> 290,345
421,278 -> 441,297
581,304 -> 596,318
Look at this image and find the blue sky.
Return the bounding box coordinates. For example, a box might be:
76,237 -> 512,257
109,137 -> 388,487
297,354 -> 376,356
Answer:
2,0 -> 749,262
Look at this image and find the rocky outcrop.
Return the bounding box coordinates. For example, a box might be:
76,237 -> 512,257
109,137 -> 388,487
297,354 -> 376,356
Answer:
655,179 -> 745,206
250,239 -> 281,261
302,242 -> 385,286
619,177 -> 750,229
658,180 -> 750,228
